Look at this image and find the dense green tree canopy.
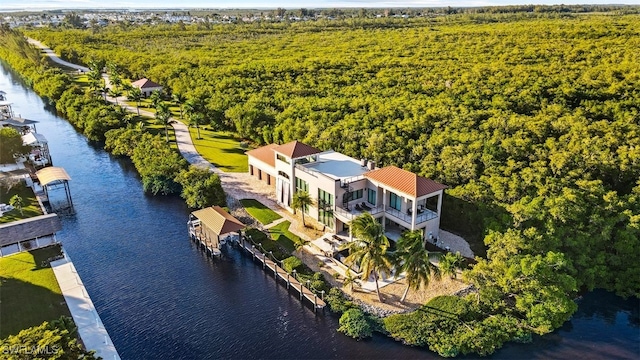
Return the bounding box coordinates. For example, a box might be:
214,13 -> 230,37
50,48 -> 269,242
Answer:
3,12 -> 640,357
0,127 -> 29,163
175,166 -> 226,208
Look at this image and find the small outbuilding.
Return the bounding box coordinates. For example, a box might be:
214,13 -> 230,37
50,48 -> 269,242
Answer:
130,78 -> 163,97
188,206 -> 245,256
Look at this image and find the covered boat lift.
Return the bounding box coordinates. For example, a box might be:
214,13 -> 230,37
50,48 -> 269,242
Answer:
0,116 -> 38,133
35,166 -> 73,213
188,206 -> 245,256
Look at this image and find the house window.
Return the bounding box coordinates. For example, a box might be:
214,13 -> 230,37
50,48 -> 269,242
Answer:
389,192 -> 402,211
295,178 -> 309,193
295,178 -> 310,214
350,189 -> 363,200
277,154 -> 290,164
318,189 -> 334,228
278,171 -> 290,180
367,189 -> 376,205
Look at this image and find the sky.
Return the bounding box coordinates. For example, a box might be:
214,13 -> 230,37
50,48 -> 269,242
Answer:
1,0 -> 638,11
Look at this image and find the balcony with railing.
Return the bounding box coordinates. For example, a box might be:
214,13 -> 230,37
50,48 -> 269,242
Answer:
384,206 -> 438,226
334,202 -> 383,221
339,175 -> 365,189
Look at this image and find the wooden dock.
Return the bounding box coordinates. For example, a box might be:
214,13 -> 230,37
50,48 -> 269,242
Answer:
237,236 -> 326,313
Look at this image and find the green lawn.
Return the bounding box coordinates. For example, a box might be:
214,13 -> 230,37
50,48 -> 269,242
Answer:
0,184 -> 44,224
0,245 -> 71,339
269,221 -> 304,253
240,199 -> 282,225
70,73 -> 247,173
190,128 -> 248,172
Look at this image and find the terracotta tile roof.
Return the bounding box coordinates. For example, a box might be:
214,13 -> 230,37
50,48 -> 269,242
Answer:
131,78 -> 162,89
365,166 -> 447,197
274,141 -> 321,159
191,206 -> 245,235
246,144 -> 278,167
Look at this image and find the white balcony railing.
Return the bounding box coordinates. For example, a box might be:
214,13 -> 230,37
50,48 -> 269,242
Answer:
334,203 -> 383,220
334,203 -> 437,225
384,206 -> 438,225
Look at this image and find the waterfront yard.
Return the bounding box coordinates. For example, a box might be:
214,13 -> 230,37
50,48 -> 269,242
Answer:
269,221 -> 304,252
240,199 -> 282,225
0,245 -> 71,339
188,128 -> 248,173
0,184 -> 43,224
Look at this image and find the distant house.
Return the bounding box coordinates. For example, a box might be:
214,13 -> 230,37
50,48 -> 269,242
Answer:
130,78 -> 163,97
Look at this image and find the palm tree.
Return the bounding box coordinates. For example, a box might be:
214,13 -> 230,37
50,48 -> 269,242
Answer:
439,251 -> 465,280
189,112 -> 204,139
123,113 -> 138,128
110,73 -> 122,92
395,230 -> 442,303
150,90 -> 163,109
87,66 -> 103,97
128,87 -> 142,116
9,194 -> 23,215
99,84 -> 109,102
122,83 -> 134,96
341,213 -> 392,302
109,88 -> 122,105
155,102 -> 173,143
291,190 -> 314,226
342,269 -> 358,293
88,59 -> 105,74
172,92 -> 186,119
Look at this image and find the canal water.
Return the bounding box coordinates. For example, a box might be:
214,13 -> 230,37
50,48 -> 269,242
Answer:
1,62 -> 638,359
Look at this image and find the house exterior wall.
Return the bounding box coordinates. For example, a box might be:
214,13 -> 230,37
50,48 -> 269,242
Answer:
246,146 -> 445,239
294,167 -> 340,228
247,156 -> 277,187
139,86 -> 163,97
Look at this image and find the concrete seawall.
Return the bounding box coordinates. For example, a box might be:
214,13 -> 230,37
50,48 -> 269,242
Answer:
50,250 -> 120,359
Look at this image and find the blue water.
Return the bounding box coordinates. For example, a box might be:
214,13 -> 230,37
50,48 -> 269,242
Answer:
1,62 -> 639,359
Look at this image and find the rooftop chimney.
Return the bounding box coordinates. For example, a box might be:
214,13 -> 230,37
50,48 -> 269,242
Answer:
367,161 -> 375,170
360,158 -> 366,167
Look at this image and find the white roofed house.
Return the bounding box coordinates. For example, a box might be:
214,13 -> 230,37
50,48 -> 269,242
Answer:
130,78 -> 163,97
247,140 -> 447,243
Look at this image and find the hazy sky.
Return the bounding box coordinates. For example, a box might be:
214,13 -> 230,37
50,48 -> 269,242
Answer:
1,0 -> 639,11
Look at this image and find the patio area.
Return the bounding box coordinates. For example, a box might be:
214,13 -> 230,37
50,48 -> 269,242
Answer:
307,233 -> 402,293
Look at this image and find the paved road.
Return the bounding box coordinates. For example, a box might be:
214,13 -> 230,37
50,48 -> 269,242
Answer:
26,38 -> 90,72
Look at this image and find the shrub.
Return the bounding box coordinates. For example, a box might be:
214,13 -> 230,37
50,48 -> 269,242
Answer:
282,256 -> 303,273
0,317 -> 98,359
338,308 -> 372,340
325,287 -> 357,314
